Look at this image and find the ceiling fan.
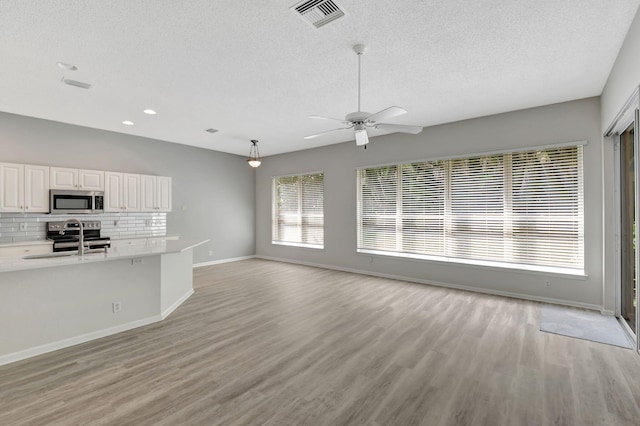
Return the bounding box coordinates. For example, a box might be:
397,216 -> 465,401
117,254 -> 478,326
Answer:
304,44 -> 423,146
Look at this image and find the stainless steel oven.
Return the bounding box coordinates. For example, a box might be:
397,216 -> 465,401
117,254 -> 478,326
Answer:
50,190 -> 104,214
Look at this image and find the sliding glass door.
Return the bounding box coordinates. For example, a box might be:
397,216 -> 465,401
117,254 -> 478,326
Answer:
620,122 -> 637,336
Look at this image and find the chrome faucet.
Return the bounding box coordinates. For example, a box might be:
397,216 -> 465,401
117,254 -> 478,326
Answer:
60,218 -> 85,257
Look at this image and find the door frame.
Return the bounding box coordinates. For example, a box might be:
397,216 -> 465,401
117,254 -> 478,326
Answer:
605,86 -> 640,353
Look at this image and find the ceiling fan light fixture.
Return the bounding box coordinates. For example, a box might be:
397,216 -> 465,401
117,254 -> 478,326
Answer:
247,139 -> 262,168
355,128 -> 369,146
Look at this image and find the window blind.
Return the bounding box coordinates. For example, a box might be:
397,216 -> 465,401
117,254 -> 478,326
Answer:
357,145 -> 584,272
273,173 -> 324,248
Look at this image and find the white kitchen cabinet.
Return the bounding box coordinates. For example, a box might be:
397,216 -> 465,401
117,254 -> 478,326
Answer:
156,176 -> 172,212
50,167 -> 104,191
0,163 -> 23,212
24,165 -> 50,212
105,172 -> 140,212
0,163 -> 49,213
140,175 -> 172,212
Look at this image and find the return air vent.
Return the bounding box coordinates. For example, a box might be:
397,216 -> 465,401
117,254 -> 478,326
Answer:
291,0 -> 346,29
62,78 -> 92,89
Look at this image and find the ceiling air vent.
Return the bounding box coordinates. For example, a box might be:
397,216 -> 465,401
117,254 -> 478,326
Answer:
291,0 -> 346,29
62,78 -> 92,89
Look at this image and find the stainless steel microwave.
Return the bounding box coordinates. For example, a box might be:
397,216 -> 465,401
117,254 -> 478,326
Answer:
50,190 -> 104,214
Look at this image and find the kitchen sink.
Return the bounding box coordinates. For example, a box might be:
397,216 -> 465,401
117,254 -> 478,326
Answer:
22,252 -> 76,259
22,249 -> 108,260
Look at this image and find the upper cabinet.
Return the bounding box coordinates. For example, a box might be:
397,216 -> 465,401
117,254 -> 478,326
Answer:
140,175 -> 172,212
50,167 -> 104,191
105,172 -> 140,212
25,165 -> 50,212
1,162 -> 170,214
157,176 -> 172,212
0,163 -> 50,213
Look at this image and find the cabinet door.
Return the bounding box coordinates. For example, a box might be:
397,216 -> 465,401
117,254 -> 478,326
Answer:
156,176 -> 172,212
24,165 -> 50,212
50,167 -> 78,190
79,169 -> 104,191
123,173 -> 140,211
139,174 -> 156,211
104,172 -> 123,212
0,162 -> 24,212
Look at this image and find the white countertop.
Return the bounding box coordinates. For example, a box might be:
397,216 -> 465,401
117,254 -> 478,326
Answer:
0,240 -> 53,248
0,238 -> 209,273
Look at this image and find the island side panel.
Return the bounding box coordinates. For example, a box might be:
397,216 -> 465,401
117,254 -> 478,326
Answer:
160,250 -> 194,317
0,256 -> 161,363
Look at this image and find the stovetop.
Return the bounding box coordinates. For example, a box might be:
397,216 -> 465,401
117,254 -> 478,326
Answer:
49,235 -> 108,242
46,221 -> 111,252
46,221 -> 108,241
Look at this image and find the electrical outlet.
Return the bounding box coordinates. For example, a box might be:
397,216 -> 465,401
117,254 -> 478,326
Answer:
131,258 -> 143,265
544,280 -> 551,288
112,302 -> 122,313
209,250 -> 213,257
19,223 -> 28,231
145,219 -> 152,226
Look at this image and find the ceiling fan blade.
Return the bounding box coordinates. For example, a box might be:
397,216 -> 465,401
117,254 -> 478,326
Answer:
366,106 -> 407,123
304,127 -> 352,140
308,115 -> 349,124
374,123 -> 423,135
355,129 -> 369,146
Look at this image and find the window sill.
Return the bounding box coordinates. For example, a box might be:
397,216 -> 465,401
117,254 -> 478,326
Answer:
272,241 -> 324,250
357,249 -> 587,280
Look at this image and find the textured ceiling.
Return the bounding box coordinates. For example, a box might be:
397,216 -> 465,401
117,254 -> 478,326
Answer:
0,0 -> 639,156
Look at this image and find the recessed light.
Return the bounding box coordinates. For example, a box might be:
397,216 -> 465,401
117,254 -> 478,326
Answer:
143,109 -> 157,115
57,62 -> 78,71
122,120 -> 134,126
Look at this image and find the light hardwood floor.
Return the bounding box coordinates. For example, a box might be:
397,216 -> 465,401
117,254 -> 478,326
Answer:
1,259 -> 640,425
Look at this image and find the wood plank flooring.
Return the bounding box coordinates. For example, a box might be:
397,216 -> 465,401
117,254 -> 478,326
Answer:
1,259 -> 640,425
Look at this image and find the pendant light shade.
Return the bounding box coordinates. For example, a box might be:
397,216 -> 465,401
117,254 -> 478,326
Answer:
247,139 -> 261,168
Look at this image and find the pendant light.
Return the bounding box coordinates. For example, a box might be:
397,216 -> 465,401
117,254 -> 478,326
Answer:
247,139 -> 262,168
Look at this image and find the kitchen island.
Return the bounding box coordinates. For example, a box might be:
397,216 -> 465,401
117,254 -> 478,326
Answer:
0,238 -> 208,366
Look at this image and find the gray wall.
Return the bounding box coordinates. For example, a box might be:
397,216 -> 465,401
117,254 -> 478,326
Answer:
256,97 -> 604,309
0,112 -> 255,264
600,5 -> 640,313
602,6 -> 640,130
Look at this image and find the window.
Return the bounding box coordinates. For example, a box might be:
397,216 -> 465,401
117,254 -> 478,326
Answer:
273,172 -> 324,248
357,145 -> 584,273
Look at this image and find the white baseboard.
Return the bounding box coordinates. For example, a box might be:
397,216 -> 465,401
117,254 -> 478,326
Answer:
255,255 -> 603,312
193,255 -> 255,268
600,309 -> 615,316
162,289 -> 194,319
0,315 -> 162,367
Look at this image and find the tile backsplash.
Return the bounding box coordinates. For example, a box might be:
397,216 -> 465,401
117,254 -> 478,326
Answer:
0,212 -> 166,244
